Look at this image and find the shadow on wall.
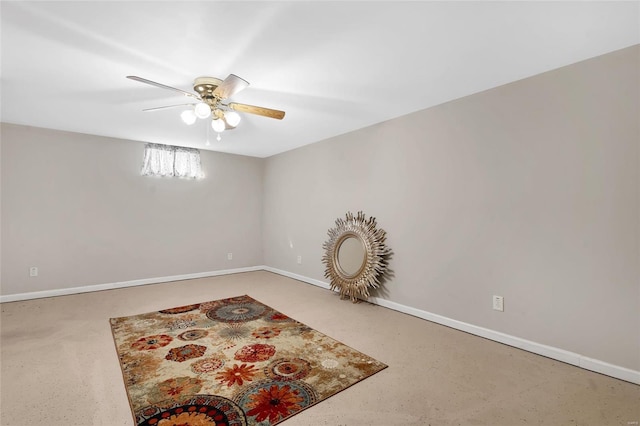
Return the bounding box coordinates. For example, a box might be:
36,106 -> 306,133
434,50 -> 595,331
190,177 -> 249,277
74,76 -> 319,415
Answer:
370,260 -> 394,301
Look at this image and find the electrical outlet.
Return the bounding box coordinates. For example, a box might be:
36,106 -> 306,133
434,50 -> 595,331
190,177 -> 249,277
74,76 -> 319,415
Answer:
29,267 -> 38,277
492,295 -> 504,312
297,255 -> 302,264
227,253 -> 233,260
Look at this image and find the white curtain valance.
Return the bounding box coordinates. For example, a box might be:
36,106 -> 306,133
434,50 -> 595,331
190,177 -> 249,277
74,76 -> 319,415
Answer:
141,143 -> 203,179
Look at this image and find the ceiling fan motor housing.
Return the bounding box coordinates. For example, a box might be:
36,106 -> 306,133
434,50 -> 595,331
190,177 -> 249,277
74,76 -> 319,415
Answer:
194,77 -> 224,107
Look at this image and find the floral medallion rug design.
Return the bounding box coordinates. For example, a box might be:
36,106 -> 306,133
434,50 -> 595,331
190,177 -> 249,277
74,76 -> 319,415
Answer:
110,295 -> 387,425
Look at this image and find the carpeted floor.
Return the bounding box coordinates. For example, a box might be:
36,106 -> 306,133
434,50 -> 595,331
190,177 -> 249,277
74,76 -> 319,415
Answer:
1,271 -> 639,425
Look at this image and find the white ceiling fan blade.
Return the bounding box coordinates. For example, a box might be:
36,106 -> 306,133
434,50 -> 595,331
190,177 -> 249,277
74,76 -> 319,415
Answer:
213,74 -> 249,100
127,76 -> 201,100
142,103 -> 196,112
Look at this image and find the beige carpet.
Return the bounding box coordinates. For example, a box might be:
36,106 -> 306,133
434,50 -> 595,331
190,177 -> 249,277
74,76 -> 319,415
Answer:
1,271 -> 639,425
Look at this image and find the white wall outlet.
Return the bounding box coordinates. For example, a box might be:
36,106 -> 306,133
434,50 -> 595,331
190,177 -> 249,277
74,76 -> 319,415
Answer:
227,253 -> 233,260
297,255 -> 302,264
29,266 -> 38,277
492,295 -> 504,312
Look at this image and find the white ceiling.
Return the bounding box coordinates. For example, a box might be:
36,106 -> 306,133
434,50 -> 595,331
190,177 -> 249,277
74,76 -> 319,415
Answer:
2,1 -> 638,158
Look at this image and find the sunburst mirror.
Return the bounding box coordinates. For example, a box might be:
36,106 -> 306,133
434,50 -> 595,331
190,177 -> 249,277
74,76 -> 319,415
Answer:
322,211 -> 391,302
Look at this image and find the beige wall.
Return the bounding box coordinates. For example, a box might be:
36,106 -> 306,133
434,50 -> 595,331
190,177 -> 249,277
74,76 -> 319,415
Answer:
1,124 -> 263,295
263,45 -> 640,370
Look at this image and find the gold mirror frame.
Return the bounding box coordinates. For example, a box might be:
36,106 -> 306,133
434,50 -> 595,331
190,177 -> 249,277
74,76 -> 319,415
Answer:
322,211 -> 390,302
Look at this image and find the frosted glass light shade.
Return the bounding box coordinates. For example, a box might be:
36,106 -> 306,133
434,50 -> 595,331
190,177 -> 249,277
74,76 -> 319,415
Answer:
180,109 -> 197,125
225,111 -> 241,127
211,119 -> 225,133
194,102 -> 211,119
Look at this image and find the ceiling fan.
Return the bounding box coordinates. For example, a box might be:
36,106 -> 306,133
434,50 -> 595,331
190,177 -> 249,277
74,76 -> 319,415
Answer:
127,74 -> 285,139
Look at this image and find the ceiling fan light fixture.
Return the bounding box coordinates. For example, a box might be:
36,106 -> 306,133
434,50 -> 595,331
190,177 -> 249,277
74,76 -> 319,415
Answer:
211,118 -> 225,133
127,74 -> 285,146
194,102 -> 211,119
225,111 -> 241,127
180,109 -> 197,125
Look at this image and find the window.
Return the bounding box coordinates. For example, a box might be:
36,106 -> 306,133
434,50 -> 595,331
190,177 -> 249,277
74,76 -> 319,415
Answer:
141,143 -> 203,179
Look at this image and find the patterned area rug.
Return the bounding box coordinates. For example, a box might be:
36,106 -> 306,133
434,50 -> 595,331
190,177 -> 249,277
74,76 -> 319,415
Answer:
110,295 -> 387,425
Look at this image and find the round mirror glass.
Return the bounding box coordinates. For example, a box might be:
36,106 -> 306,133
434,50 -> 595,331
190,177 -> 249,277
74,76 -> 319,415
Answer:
337,236 -> 365,277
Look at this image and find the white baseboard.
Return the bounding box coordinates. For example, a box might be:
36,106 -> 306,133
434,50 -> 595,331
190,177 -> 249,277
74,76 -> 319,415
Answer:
265,267 -> 640,385
261,266 -> 331,290
0,266 -> 263,303
2,265 -> 638,385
